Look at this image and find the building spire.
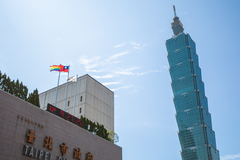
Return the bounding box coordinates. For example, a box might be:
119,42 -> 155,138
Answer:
173,5 -> 177,17
171,5 -> 184,36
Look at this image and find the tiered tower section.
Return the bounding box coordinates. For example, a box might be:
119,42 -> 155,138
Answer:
165,6 -> 220,160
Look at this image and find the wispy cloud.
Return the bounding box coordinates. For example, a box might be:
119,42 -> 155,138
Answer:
86,69 -> 103,72
141,122 -> 154,126
102,82 -> 121,86
131,42 -> 140,46
131,42 -> 140,49
131,42 -> 147,49
129,89 -> 138,94
56,38 -> 61,41
221,153 -> 240,160
107,51 -> 129,61
114,43 -> 125,48
115,71 -> 134,75
114,61 -> 121,64
115,68 -> 159,76
79,56 -> 101,70
92,74 -> 114,79
126,67 -> 140,71
114,67 -> 140,75
159,29 -> 165,33
135,70 -> 159,76
110,85 -> 132,91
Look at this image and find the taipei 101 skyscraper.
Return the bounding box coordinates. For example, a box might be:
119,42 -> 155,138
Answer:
165,6 -> 220,160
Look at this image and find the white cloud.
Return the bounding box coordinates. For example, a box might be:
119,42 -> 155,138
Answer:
114,61 -> 121,64
136,70 -> 159,76
126,67 -> 140,71
141,122 -> 154,126
92,74 -> 114,79
56,38 -> 61,41
115,69 -> 159,76
79,56 -> 101,70
131,42 -> 147,50
108,51 -> 129,61
114,43 -> 125,48
131,42 -> 140,46
221,153 -> 240,160
111,85 -> 132,91
159,29 -> 165,33
102,82 -> 121,86
129,89 -> 138,94
134,46 -> 140,49
86,69 -> 103,72
114,67 -> 140,75
115,71 -> 134,75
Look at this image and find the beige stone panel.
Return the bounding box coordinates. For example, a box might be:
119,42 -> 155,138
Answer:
97,110 -> 101,124
86,92 -> 91,106
104,104 -> 108,115
93,107 -> 97,122
90,105 -> 94,119
94,84 -> 97,97
107,106 -> 111,118
110,94 -> 114,107
100,112 -> 103,124
85,104 -> 90,117
103,114 -> 107,128
97,99 -> 100,111
100,102 -> 104,113
111,118 -> 114,131
110,107 -> 113,119
90,94 -> 94,107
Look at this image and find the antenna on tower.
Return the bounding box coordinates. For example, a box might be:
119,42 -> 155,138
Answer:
173,5 -> 177,17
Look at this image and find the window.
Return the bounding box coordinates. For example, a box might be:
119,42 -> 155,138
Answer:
80,96 -> 83,102
79,108 -> 82,113
68,101 -> 70,106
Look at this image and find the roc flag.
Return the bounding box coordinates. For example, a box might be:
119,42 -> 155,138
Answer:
66,75 -> 77,82
50,65 -> 69,72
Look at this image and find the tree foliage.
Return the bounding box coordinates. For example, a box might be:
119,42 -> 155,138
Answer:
108,130 -> 119,143
80,115 -> 111,142
0,70 -> 39,107
27,88 -> 40,107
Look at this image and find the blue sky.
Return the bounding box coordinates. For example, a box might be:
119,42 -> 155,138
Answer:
1,1 -> 240,160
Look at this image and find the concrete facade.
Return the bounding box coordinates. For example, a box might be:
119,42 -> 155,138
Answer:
39,74 -> 114,132
0,90 -> 121,160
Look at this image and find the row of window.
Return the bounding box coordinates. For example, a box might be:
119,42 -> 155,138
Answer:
67,96 -> 83,114
67,96 -> 83,106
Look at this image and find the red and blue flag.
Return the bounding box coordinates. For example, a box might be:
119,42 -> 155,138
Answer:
50,65 -> 69,72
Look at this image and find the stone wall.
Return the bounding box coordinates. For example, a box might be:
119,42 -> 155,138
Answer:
0,90 -> 121,160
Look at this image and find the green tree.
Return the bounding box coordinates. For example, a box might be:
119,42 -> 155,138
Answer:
108,130 -> 119,143
27,88 -> 40,107
0,70 -> 38,107
80,116 -> 110,141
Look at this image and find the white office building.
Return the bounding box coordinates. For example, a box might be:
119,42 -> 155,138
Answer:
39,74 -> 114,132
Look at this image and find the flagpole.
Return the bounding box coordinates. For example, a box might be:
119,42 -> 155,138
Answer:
64,65 -> 70,112
55,65 -> 61,106
73,75 -> 78,116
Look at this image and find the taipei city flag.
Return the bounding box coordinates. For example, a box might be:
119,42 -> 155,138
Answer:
66,75 -> 77,82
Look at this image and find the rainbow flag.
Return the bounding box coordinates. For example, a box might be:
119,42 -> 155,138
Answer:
50,65 -> 69,72
50,65 -> 61,72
